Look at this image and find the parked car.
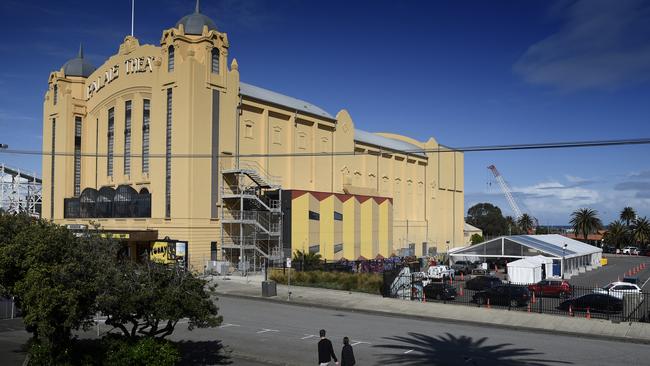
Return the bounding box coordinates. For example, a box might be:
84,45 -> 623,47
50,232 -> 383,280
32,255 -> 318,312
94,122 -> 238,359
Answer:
639,248 -> 650,257
473,285 -> 531,307
593,281 -> 642,300
423,282 -> 457,301
528,279 -> 572,298
601,245 -> 616,254
451,260 -> 475,275
427,265 -> 455,280
465,276 -> 502,291
622,246 -> 639,255
558,294 -> 623,314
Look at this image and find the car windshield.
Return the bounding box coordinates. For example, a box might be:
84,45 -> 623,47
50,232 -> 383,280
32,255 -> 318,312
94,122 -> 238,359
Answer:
603,284 -> 615,290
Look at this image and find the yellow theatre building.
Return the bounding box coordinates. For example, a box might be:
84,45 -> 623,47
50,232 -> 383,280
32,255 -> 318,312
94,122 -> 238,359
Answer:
41,2 -> 464,271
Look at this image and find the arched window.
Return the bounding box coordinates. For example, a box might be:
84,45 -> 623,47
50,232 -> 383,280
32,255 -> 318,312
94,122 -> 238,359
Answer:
114,185 -> 138,217
168,46 -> 175,72
211,48 -> 219,73
79,188 -> 98,218
97,187 -> 115,218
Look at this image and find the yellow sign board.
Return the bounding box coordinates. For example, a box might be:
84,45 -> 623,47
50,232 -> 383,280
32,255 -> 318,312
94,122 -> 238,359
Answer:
100,233 -> 130,239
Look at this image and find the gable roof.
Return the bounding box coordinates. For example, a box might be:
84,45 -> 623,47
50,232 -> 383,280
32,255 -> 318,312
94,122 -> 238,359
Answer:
354,129 -> 426,157
240,82 -> 334,119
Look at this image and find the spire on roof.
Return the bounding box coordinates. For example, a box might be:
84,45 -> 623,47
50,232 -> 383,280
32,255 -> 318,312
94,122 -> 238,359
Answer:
195,0 -> 200,13
78,43 -> 84,58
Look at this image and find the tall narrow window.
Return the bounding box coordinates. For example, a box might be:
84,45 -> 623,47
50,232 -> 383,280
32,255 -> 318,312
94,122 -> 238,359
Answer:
142,99 -> 150,173
168,46 -> 175,72
107,108 -> 114,176
165,89 -> 172,217
124,101 -> 132,175
50,119 -> 56,218
74,116 -> 82,196
53,84 -> 58,105
211,48 -> 219,73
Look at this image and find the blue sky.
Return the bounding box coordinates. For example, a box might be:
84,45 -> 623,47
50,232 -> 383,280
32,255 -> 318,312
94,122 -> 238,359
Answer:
1,0 -> 649,224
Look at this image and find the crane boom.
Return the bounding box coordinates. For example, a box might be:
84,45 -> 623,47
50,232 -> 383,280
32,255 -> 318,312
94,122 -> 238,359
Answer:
487,165 -> 524,220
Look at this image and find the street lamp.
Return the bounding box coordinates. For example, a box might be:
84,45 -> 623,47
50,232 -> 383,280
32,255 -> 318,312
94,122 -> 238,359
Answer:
561,243 -> 568,279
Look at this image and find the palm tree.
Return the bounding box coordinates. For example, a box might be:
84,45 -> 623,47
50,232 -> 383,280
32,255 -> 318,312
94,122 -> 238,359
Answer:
504,216 -> 520,235
632,217 -> 650,248
293,249 -> 322,270
569,208 -> 603,242
620,207 -> 637,227
603,220 -> 628,249
517,214 -> 535,234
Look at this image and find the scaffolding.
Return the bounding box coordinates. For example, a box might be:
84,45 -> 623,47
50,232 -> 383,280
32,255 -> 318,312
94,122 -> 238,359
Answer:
220,160 -> 283,273
0,164 -> 42,217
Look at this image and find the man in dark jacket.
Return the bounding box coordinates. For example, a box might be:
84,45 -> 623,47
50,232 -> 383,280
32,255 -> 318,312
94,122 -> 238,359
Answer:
318,329 -> 338,365
341,336 -> 356,366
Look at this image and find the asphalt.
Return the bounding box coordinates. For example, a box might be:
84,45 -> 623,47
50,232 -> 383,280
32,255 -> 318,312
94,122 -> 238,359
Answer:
185,295 -> 649,365
568,255 -> 650,289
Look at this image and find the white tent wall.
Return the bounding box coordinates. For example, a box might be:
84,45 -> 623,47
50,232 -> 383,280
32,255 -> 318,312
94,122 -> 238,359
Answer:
507,258 -> 542,284
526,255 -> 553,280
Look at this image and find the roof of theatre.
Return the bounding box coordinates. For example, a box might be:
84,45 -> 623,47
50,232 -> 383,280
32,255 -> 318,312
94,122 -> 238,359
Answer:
240,82 -> 426,157
450,234 -> 602,259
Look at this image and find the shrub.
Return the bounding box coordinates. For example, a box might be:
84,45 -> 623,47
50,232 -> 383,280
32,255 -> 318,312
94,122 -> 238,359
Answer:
269,269 -> 382,294
104,337 -> 180,366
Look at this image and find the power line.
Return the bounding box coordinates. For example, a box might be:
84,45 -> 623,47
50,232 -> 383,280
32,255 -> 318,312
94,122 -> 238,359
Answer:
0,137 -> 649,159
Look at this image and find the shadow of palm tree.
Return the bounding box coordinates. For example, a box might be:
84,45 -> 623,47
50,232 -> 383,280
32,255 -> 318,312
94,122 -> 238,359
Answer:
374,332 -> 573,366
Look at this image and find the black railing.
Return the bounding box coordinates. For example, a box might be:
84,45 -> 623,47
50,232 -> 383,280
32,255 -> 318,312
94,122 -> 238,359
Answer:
385,274 -> 650,323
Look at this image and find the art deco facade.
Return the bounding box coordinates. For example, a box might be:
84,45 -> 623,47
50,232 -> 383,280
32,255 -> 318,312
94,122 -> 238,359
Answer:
41,4 -> 464,270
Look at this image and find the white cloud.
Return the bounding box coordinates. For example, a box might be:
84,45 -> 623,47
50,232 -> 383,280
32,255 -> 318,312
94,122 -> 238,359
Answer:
514,181 -> 601,214
514,0 -> 650,91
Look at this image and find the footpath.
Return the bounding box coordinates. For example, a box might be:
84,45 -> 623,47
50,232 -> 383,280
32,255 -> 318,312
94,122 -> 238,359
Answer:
211,274 -> 650,344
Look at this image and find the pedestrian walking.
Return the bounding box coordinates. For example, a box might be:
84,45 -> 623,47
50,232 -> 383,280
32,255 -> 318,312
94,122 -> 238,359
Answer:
341,336 -> 356,366
318,329 -> 338,365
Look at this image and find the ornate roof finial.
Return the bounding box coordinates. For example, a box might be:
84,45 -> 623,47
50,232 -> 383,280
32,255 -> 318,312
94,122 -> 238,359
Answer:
195,0 -> 200,13
78,43 -> 84,58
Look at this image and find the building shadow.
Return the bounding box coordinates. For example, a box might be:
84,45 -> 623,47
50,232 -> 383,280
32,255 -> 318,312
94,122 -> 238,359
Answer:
374,332 -> 573,366
176,340 -> 232,365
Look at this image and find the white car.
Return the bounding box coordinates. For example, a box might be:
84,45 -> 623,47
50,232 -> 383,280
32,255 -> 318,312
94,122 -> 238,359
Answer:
593,282 -> 642,299
622,246 -> 639,255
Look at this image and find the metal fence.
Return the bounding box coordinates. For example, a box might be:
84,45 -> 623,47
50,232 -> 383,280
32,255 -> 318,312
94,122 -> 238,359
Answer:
0,297 -> 18,320
383,273 -> 650,323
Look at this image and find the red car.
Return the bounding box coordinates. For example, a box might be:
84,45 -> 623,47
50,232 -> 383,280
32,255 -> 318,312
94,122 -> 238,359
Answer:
528,279 -> 572,298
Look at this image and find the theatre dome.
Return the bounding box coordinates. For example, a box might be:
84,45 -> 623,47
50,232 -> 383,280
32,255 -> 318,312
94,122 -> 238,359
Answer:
62,45 -> 96,78
176,0 -> 217,35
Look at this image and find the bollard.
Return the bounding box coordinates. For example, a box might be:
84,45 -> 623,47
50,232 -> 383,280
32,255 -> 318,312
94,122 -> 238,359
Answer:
527,303 -> 531,313
586,306 -> 591,320
487,298 -> 491,309
569,304 -> 573,317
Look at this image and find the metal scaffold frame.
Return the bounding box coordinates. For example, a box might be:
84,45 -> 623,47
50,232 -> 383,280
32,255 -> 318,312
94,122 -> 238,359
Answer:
0,164 -> 42,217
220,160 -> 283,274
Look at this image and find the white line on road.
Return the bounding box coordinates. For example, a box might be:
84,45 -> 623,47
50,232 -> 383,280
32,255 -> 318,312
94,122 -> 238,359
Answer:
301,334 -> 316,339
219,323 -> 241,328
350,341 -> 370,346
257,328 -> 279,334
404,349 -> 414,354
642,275 -> 650,289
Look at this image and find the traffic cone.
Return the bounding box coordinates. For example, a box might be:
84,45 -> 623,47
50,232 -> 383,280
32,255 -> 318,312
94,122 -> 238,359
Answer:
527,303 -> 531,313
422,290 -> 426,303
459,286 -> 464,297
586,307 -> 591,320
569,304 -> 573,317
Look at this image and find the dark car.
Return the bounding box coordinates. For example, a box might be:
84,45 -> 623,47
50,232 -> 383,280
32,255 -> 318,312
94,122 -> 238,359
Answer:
528,279 -> 572,298
558,294 -> 623,314
451,260 -> 475,275
424,283 -> 457,301
473,285 -> 531,307
465,276 -> 502,291
601,245 -> 617,254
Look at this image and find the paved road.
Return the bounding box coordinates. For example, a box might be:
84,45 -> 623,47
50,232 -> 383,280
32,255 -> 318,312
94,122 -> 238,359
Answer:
168,296 -> 650,365
569,255 -> 650,288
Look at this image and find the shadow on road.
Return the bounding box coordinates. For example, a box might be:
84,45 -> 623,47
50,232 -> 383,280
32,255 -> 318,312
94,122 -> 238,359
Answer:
374,332 -> 573,366
176,340 -> 232,365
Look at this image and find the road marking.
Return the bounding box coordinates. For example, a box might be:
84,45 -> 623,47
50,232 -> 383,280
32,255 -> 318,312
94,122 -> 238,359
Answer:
641,276 -> 650,289
219,323 -> 240,328
301,334 -> 316,339
404,349 -> 414,354
350,341 -> 370,346
256,328 -> 279,334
